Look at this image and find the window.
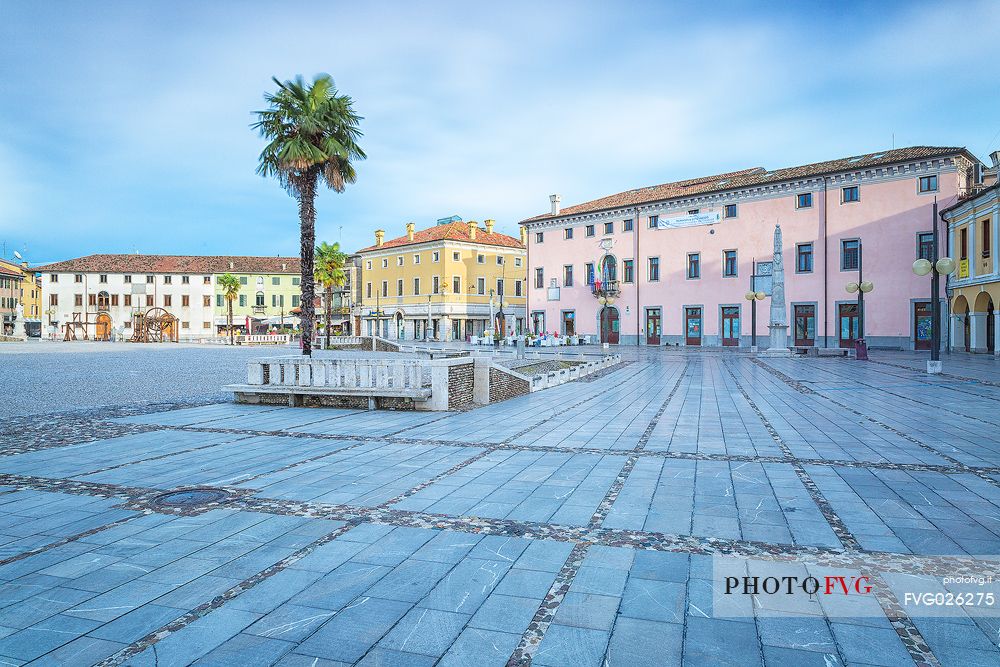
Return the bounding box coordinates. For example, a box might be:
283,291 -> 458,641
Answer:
181,321 -> 189,329
89,293 -> 97,307
397,256 -> 403,266
292,277 -> 300,285
181,275 -> 190,284
960,227 -> 968,260
111,294 -> 119,306
272,294 -> 277,307
515,258 -> 522,267
796,193 -> 813,209
477,254 -> 485,264
648,215 -> 659,229
382,258 -> 388,268
604,222 -> 614,235
496,256 -> 503,266
50,274 -> 58,283
797,243 -> 814,273
432,276 -> 440,294
917,233 -> 933,261
723,250 -> 737,277
49,294 -> 58,306
163,295 -> 172,307
202,295 -> 210,307
203,322 -> 211,329
366,282 -> 372,299
124,294 -> 132,307
413,254 -> 421,264
687,253 -> 700,279
366,261 -> 372,270
216,294 -> 224,307
477,277 -> 485,295
564,228 -> 574,240
496,279 -> 504,295
124,275 -> 132,283
842,186 -> 859,203
724,204 -> 737,219
145,275 -> 154,284
181,295 -> 190,307
381,281 -> 388,297
163,276 -> 172,285
534,267 -> 544,289
204,276 -> 211,284
433,251 -> 440,262
397,279 -> 403,295
983,219 -> 991,259
453,276 -> 460,294
563,265 -> 574,287
535,232 -> 544,244
919,175 -> 938,193
585,225 -> 595,237
688,209 -> 699,215
99,274 -> 108,283
453,252 -> 460,261
841,239 -> 860,270
145,295 -> 154,307
623,219 -> 634,232
239,276 -> 247,285
292,295 -> 300,307
585,262 -> 595,285
623,259 -> 634,283
648,257 -> 660,281
414,278 -> 421,295
73,293 -> 82,307
271,276 -> 280,285
75,274 -> 83,283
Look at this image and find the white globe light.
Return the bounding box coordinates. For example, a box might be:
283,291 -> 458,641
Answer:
935,257 -> 956,275
846,282 -> 859,294
859,281 -> 874,293
754,291 -> 766,300
912,259 -> 932,276
745,291 -> 755,301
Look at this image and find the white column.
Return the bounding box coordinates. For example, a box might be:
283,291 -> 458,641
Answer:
994,310 -> 1000,357
969,312 -> 987,352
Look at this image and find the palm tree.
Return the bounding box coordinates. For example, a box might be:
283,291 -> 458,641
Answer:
315,241 -> 347,350
253,74 -> 365,356
218,273 -> 241,345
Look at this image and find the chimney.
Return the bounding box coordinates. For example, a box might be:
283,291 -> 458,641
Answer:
406,222 -> 415,241
468,221 -> 477,241
991,151 -> 1000,169
549,194 -> 561,215
375,229 -> 385,247
520,226 -> 527,246
484,219 -> 495,234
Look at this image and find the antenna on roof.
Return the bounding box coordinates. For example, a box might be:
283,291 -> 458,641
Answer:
892,133 -> 895,150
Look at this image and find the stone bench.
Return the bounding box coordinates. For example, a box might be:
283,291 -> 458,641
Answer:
227,382 -> 432,409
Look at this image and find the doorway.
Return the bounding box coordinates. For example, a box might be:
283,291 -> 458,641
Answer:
600,307 -> 620,344
562,311 -> 576,336
794,305 -> 816,347
721,307 -> 739,346
914,302 -> 932,351
838,303 -> 859,348
95,313 -> 112,341
646,308 -> 661,345
988,301 -> 996,353
685,307 -> 702,346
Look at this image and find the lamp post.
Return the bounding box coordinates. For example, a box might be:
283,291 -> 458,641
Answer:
912,198 -> 956,373
744,289 -> 766,351
845,241 -> 874,360
425,293 -> 432,342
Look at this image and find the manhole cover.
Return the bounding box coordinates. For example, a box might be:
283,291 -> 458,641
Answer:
151,488 -> 234,509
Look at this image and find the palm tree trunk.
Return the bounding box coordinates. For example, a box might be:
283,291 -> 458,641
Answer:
325,285 -> 332,350
298,168 -> 319,356
228,301 -> 234,345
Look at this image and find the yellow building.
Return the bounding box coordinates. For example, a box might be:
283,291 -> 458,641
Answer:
355,218 -> 527,340
942,155 -> 1000,354
0,259 -> 41,336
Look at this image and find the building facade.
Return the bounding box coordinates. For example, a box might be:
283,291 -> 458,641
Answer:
942,151 -> 1000,354
0,259 -> 41,336
355,218 -> 527,340
36,255 -> 302,340
521,146 -> 978,349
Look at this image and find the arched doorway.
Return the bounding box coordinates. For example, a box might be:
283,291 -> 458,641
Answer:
95,313 -> 112,341
953,295 -> 970,352
600,255 -> 617,283
974,292 -> 995,354
395,312 -> 404,340
600,306 -> 619,344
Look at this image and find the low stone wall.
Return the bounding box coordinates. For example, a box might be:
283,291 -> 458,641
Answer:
489,366 -> 532,403
447,362 -> 476,410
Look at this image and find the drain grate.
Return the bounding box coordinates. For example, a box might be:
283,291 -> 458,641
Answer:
151,487 -> 234,509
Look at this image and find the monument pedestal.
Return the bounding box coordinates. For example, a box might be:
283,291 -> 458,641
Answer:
760,324 -> 791,357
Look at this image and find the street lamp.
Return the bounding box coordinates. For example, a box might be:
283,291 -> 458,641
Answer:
911,198 -> 955,373
844,241 -> 873,360
744,290 -> 766,350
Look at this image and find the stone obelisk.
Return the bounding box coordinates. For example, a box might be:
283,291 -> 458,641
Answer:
762,223 -> 791,357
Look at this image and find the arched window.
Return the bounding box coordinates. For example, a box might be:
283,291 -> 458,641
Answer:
97,291 -> 111,311
600,255 -> 617,282
255,291 -> 265,307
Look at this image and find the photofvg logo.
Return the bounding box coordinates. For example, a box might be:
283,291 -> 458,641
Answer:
710,557 -> 999,619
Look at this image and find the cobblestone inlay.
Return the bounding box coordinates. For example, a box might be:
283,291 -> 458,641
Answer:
753,357 -> 1000,491
93,520 -> 357,666
723,360 -> 862,551
865,570 -> 941,667
506,542 -> 591,666
0,472 -> 990,579
589,360 -> 691,528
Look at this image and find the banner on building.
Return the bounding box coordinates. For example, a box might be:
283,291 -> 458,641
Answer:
656,211 -> 721,230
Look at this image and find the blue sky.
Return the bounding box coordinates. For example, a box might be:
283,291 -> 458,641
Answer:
2,0 -> 999,265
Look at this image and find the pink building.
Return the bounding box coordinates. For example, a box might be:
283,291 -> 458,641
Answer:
521,147 -> 980,349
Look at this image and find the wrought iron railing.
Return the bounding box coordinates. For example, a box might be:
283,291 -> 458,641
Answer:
591,279 -> 620,298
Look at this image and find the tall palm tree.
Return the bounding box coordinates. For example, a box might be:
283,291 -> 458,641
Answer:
218,273 -> 241,345
315,241 -> 347,350
253,74 -> 365,356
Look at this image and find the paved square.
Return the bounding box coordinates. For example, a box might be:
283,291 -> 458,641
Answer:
2,347 -> 1000,665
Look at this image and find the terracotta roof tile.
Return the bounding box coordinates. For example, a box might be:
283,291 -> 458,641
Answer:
521,146 -> 972,223
34,254 -> 301,274
357,221 -> 524,253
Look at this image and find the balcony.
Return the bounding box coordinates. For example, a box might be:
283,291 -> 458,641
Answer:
252,305 -> 266,315
591,279 -> 620,299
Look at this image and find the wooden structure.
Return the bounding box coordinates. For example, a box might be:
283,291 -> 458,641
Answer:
63,312 -> 90,341
129,307 -> 179,343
